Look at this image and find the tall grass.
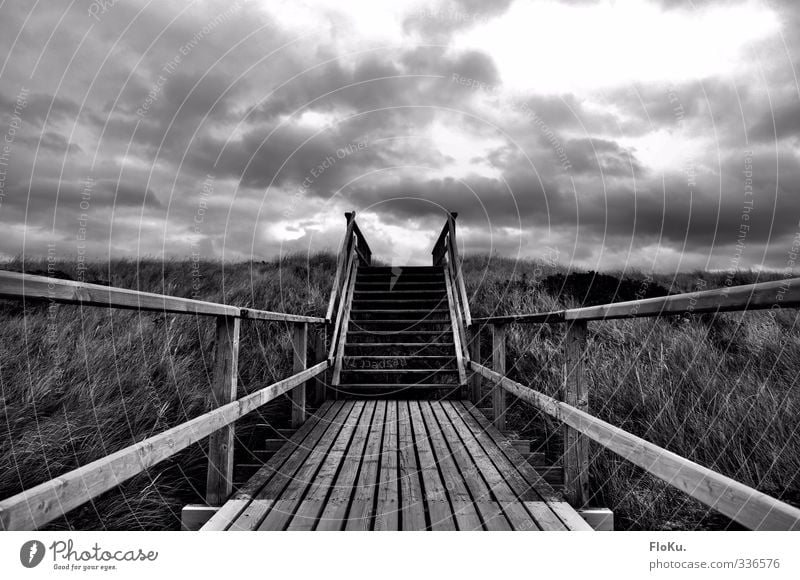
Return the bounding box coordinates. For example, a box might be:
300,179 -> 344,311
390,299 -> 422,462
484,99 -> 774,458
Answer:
1,253 -> 797,530
0,254 -> 335,530
463,254 -> 800,529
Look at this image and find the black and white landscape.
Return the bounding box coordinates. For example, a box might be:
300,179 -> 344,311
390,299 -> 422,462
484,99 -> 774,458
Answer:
0,0 -> 798,536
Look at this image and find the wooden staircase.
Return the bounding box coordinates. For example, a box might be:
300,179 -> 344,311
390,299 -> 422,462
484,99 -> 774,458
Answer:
335,266 -> 466,397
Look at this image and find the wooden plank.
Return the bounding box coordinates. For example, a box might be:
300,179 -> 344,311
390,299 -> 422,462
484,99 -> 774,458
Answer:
443,265 -> 467,385
446,257 -> 471,365
0,270 -> 326,323
468,327 -> 481,403
0,360 -> 329,531
491,324 -> 506,431
331,257 -> 358,385
206,316 -> 241,506
0,270 -> 238,317
226,402 -> 345,531
431,222 -> 449,265
470,361 -> 800,531
258,402 -> 361,530
313,327 -> 327,404
202,402 -> 337,530
397,401 -> 428,530
458,401 -> 591,531
286,402 -> 368,530
325,213 -> 356,321
563,320 -> 589,507
291,323 -> 308,428
565,276 -> 800,321
451,403 -> 566,531
239,308 -> 325,324
374,400 -> 400,530
409,401 -> 456,530
299,401 -> 376,529
472,277 -> 800,324
328,245 -> 357,360
440,402 -> 535,531
337,401 -> 386,531
472,312 -> 566,325
351,219 -> 372,262
418,402 -> 483,531
430,402 -> 510,530
200,500 -> 249,531
446,214 -> 472,326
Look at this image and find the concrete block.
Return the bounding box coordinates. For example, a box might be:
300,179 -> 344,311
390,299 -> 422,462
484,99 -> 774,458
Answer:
181,504 -> 219,531
578,507 -> 614,531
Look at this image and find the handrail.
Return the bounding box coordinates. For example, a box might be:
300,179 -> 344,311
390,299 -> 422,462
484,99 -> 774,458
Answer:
470,361 -> 800,531
0,270 -> 326,324
351,219 -> 372,264
447,216 -> 472,326
432,220 -> 450,262
443,262 -> 467,385
325,213 -> 356,321
325,210 -> 371,385
0,257 -> 330,529
331,253 -> 359,385
431,212 -> 472,326
0,361 -> 329,531
328,234 -> 358,361
472,276 -> 800,325
325,210 -> 372,319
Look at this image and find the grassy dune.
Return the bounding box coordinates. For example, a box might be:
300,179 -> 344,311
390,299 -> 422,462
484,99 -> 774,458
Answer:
463,255 -> 800,530
0,254 -> 797,530
0,255 -> 335,530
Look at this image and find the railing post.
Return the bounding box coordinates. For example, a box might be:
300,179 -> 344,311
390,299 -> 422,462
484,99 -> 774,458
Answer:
291,322 -> 308,427
206,315 -> 240,506
468,326 -> 481,403
491,323 -> 506,431
313,325 -> 327,403
563,320 -> 590,507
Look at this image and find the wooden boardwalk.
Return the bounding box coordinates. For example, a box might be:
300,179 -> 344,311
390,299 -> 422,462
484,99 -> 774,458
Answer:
202,400 -> 591,531
3,210 -> 800,532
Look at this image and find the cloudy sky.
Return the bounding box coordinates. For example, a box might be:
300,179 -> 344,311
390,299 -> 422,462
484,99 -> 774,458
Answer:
0,0 -> 798,272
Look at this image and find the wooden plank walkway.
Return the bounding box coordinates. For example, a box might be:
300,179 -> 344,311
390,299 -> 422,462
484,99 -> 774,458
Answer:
203,400 -> 591,531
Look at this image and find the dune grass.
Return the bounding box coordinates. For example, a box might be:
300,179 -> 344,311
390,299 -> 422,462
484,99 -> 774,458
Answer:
0,254 -> 335,530
463,254 -> 800,529
0,253 -> 797,530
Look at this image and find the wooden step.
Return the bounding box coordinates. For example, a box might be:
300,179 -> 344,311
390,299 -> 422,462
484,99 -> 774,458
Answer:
348,319 -> 451,326
359,266 -> 440,272
336,383 -> 462,389
344,356 -> 456,370
350,314 -> 450,322
353,289 -> 446,295
358,270 -> 443,277
355,281 -> 444,288
340,369 -> 459,385
343,368 -> 458,375
351,299 -> 447,306
347,330 -> 451,336
350,310 -> 449,320
344,343 -> 456,356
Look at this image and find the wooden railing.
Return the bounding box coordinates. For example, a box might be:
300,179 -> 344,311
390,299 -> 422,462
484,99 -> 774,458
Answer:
0,269 -> 329,530
432,213 -> 471,390
327,211 -> 372,388
467,274 -> 800,530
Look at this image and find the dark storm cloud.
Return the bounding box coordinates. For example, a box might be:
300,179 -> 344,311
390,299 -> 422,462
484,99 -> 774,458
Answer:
0,0 -> 798,272
3,177 -> 162,217
750,100 -> 800,142
16,132 -> 82,154
563,138 -> 644,176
